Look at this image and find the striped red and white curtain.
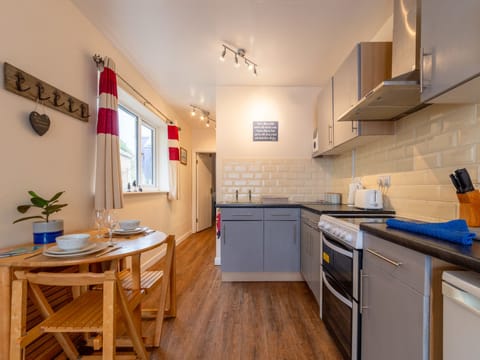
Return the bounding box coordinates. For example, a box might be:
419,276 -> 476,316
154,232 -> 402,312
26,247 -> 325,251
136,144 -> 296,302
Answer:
94,57 -> 124,210
168,124 -> 179,200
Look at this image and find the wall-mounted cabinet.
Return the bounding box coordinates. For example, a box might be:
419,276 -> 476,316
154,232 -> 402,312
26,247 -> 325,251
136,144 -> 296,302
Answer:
313,78 -> 334,156
316,42 -> 395,156
421,0 -> 480,103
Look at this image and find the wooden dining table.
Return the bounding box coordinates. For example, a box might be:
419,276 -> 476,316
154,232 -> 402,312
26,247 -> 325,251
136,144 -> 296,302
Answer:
0,230 -> 169,360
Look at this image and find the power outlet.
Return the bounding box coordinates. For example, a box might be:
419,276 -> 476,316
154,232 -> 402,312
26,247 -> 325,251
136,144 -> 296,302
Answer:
377,175 -> 391,188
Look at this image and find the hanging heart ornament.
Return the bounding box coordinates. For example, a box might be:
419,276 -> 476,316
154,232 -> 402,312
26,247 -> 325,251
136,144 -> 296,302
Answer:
29,111 -> 50,136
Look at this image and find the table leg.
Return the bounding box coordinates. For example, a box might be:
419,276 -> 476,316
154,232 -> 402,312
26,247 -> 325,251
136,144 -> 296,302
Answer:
0,267 -> 12,360
131,254 -> 142,334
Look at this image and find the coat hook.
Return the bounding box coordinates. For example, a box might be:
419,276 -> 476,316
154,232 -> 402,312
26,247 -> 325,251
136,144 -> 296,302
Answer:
53,91 -> 65,107
36,83 -> 50,101
15,72 -> 30,92
68,98 -> 78,113
80,104 -> 90,119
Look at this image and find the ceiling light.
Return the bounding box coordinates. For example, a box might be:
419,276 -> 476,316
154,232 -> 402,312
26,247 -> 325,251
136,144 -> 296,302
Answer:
219,44 -> 258,75
219,46 -> 226,62
191,108 -> 196,116
189,105 -> 216,130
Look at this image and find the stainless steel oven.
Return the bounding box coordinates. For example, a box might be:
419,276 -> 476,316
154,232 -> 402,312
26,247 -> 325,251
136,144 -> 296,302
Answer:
319,214 -> 394,360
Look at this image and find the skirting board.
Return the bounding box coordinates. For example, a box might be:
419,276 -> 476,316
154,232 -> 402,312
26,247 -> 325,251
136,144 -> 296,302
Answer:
222,272 -> 303,282
141,230 -> 192,271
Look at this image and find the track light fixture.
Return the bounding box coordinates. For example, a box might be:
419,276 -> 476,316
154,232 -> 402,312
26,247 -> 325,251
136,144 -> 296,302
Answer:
190,105 -> 216,129
220,44 -> 258,76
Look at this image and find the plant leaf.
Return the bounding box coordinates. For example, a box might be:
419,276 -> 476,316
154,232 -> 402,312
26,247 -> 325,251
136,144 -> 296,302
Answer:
49,191 -> 65,203
17,205 -> 32,214
31,197 -> 48,208
28,190 -> 41,199
13,215 -> 45,224
46,204 -> 68,213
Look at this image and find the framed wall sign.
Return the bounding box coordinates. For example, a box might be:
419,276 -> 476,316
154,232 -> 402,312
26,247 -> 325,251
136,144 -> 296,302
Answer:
180,147 -> 187,165
253,121 -> 278,141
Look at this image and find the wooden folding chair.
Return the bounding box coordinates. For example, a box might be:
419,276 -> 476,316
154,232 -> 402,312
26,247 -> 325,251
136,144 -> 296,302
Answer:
10,270 -> 149,360
118,234 -> 176,347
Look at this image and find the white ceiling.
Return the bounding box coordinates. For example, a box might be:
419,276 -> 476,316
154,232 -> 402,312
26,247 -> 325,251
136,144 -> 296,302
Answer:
71,0 -> 392,128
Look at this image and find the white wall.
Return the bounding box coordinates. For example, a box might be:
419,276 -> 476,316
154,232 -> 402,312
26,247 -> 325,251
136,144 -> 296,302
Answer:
0,0 -> 192,247
216,86 -> 323,201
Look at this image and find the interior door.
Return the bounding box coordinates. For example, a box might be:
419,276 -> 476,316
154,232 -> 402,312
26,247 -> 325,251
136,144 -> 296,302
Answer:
196,153 -> 214,232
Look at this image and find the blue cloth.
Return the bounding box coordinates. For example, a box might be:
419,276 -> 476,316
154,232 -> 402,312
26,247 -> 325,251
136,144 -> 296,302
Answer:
385,219 -> 476,246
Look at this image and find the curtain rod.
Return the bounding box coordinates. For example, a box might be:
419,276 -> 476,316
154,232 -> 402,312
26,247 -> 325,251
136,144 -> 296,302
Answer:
92,54 -> 178,128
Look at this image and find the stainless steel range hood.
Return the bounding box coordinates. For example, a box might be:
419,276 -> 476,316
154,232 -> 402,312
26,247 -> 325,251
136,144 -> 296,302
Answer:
338,0 -> 427,122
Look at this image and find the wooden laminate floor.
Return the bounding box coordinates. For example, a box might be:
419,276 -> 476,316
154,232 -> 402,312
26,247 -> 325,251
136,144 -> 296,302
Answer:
144,227 -> 342,360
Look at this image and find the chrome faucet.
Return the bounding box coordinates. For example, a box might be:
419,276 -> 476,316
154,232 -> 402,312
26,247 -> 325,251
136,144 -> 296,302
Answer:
235,189 -> 239,202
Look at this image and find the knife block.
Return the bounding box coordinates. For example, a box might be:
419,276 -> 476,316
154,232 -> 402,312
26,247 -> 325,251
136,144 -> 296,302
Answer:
457,191 -> 480,227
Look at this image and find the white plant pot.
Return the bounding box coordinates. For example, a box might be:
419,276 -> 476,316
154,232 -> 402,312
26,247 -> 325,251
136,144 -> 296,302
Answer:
33,219 -> 64,244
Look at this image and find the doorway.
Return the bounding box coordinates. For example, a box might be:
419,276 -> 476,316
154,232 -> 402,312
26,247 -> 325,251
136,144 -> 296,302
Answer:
195,152 -> 216,232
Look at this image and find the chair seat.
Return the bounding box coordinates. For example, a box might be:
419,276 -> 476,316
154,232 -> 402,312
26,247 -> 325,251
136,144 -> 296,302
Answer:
119,270 -> 163,293
41,291 -> 103,332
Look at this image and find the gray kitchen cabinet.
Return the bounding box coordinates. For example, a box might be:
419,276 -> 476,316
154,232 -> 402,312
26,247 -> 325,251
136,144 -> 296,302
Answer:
421,0 -> 480,103
361,233 -> 431,360
300,210 -> 321,304
313,77 -> 334,156
221,208 -> 263,272
221,207 -> 300,276
325,42 -> 394,155
264,208 -> 300,272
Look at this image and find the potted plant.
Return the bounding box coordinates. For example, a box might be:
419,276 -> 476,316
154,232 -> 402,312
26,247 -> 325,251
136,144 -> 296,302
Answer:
13,191 -> 68,244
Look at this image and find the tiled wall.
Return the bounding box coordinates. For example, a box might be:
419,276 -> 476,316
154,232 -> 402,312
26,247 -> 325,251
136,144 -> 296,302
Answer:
330,104 -> 480,221
221,158 -> 332,203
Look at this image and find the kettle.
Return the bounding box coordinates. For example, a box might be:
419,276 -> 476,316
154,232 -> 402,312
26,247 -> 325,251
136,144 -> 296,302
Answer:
347,181 -> 363,206
354,189 -> 383,209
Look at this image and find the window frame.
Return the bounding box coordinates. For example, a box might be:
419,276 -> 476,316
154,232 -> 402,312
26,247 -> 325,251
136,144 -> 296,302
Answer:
117,87 -> 169,193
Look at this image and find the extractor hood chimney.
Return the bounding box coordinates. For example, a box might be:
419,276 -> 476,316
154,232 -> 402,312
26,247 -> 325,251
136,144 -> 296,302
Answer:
338,0 -> 427,122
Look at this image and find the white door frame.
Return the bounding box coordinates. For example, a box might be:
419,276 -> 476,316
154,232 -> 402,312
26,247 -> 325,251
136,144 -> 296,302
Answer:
192,150 -> 216,233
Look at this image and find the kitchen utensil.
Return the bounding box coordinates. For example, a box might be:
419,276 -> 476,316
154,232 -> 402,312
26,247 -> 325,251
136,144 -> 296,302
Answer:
95,245 -> 121,257
449,173 -> 462,193
455,168 -> 475,193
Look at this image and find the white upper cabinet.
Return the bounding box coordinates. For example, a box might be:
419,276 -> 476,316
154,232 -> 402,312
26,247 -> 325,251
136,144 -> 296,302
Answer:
421,0 -> 480,103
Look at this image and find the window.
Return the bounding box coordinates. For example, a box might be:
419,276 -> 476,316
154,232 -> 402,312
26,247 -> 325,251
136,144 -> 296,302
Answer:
117,87 -> 169,192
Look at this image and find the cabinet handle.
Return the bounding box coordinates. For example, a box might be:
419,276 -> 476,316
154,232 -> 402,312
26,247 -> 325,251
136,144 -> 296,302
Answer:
360,269 -> 368,314
271,213 -> 291,217
366,248 -> 402,267
232,214 -> 253,217
328,125 -> 333,144
420,47 -> 433,93
351,121 -> 358,133
222,225 -> 226,244
294,224 -> 297,244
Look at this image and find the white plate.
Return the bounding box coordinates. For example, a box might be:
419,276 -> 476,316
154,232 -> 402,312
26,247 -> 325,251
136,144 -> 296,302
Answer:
113,227 -> 148,235
46,242 -> 97,255
43,243 -> 109,257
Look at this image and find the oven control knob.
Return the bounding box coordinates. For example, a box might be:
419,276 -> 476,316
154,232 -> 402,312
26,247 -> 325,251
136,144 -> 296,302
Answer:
344,233 -> 353,242
318,221 -> 326,229
339,231 -> 347,239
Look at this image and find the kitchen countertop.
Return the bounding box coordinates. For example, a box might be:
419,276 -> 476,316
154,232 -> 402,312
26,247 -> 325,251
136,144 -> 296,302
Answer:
360,222 -> 480,272
216,202 -> 395,216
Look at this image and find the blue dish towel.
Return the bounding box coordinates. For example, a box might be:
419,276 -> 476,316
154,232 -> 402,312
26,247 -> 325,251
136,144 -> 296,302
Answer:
385,219 -> 476,246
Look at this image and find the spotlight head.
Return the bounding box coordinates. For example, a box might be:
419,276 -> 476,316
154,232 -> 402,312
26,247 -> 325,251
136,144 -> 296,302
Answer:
253,66 -> 258,76
219,46 -> 226,62
206,119 -> 210,127
191,108 -> 196,116
234,54 -> 240,68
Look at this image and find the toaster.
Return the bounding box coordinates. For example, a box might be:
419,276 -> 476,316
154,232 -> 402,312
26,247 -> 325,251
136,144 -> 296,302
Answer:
354,189 -> 383,209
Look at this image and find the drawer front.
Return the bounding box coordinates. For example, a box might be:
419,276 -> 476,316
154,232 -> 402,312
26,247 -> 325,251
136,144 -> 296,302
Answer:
364,233 -> 429,295
264,208 -> 300,221
221,208 -> 263,221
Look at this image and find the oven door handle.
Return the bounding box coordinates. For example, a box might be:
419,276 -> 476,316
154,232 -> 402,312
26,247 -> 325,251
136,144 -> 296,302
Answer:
322,237 -> 353,258
322,271 -> 353,309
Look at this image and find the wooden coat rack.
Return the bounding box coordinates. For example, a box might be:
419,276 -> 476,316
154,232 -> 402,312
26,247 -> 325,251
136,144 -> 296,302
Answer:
3,62 -> 90,122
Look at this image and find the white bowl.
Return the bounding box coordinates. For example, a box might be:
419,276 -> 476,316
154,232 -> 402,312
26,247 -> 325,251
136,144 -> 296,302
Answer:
119,220 -> 141,230
56,234 -> 90,251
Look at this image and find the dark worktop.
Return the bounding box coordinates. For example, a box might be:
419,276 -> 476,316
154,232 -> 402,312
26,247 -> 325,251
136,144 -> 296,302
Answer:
360,222 -> 480,272
216,202 -> 395,216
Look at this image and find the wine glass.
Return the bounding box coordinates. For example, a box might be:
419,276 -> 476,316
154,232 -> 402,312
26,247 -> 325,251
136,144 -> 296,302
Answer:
94,209 -> 105,239
104,210 -> 118,246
